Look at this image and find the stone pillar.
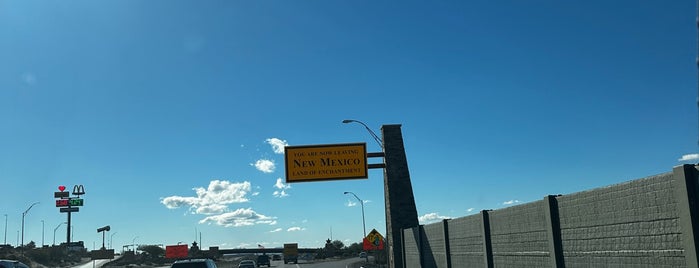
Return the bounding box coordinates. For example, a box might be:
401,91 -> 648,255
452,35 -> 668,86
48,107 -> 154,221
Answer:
544,195 -> 564,268
481,210 -> 494,268
442,219 -> 452,268
673,164 -> 699,267
382,124 -> 420,268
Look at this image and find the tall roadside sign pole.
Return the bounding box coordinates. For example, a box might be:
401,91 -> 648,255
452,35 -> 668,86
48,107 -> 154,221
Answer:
381,124 -> 419,268
54,185 -> 85,245
284,123 -> 419,268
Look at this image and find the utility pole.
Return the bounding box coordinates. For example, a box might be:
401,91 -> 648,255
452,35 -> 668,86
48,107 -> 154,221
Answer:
41,220 -> 44,247
4,214 -> 7,245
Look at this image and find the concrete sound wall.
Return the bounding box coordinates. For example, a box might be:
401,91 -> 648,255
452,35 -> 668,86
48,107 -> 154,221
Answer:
401,164 -> 699,268
421,223 -> 448,267
447,215 -> 484,267
557,171 -> 686,267
488,201 -> 549,267
403,227 -> 422,268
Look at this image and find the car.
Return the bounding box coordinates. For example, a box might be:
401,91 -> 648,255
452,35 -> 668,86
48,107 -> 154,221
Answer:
272,254 -> 281,261
256,254 -> 270,267
359,252 -> 367,258
238,260 -> 256,268
0,260 -> 29,268
170,258 -> 218,268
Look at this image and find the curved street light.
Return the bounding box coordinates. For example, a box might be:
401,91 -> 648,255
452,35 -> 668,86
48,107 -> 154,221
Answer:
53,222 -> 67,246
342,120 -> 383,149
21,202 -> 39,247
343,191 -> 367,238
344,191 -> 369,263
110,232 -> 118,249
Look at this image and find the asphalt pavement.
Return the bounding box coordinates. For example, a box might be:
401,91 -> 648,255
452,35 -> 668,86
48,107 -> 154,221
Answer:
70,259 -> 115,268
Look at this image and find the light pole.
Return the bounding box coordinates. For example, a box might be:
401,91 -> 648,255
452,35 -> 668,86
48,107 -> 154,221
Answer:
110,232 -> 118,249
132,236 -> 138,253
4,214 -> 7,245
21,202 -> 39,247
53,222 -> 66,246
344,191 -> 368,262
41,220 -> 44,247
342,120 -> 383,149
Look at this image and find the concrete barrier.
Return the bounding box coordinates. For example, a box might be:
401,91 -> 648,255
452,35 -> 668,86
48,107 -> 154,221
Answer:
402,164 -> 699,268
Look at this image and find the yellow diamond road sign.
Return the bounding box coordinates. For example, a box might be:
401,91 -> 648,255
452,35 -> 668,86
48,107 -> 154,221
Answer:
366,229 -> 384,242
285,143 -> 368,183
364,229 -> 385,250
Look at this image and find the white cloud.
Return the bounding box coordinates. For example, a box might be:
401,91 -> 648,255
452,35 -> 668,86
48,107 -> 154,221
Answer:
273,178 -> 291,198
503,200 -> 521,205
194,204 -> 228,215
287,227 -> 305,232
266,138 -> 288,154
270,228 -> 283,233
254,159 -> 275,173
679,154 -> 699,161
274,178 -> 289,190
161,180 -> 251,215
466,208 -> 475,212
161,196 -> 199,209
346,199 -> 370,207
199,208 -> 277,227
273,190 -> 288,198
418,212 -> 450,224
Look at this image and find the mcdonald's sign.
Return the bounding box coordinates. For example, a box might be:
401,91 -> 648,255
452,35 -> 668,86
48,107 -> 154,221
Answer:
72,185 -> 85,196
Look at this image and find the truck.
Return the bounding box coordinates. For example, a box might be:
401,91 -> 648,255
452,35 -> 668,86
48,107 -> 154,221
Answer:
283,243 -> 298,264
257,254 -> 271,267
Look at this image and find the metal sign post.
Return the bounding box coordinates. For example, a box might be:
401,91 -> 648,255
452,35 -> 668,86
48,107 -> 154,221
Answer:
54,184 -> 85,245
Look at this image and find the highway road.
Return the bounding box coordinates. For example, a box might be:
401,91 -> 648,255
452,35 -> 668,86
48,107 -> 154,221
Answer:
70,259 -> 115,268
272,258 -> 365,268
125,256 -> 371,268
213,257 -> 370,268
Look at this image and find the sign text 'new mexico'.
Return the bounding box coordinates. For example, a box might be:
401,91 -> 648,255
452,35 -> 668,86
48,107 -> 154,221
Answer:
285,143 -> 367,183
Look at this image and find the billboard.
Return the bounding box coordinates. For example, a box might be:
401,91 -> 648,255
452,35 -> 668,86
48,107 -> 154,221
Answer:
285,143 -> 367,183
166,245 -> 189,259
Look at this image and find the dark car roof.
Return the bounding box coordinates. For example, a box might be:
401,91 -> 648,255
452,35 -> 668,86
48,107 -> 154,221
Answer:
171,258 -> 216,268
0,260 -> 30,268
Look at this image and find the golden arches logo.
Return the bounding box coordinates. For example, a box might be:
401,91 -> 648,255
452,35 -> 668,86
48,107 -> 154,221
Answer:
72,184 -> 85,195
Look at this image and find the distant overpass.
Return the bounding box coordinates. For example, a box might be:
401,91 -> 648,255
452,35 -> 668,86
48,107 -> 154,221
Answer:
215,248 -> 319,255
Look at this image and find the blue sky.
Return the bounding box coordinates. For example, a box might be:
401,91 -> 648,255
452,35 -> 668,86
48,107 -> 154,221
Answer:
0,0 -> 696,250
